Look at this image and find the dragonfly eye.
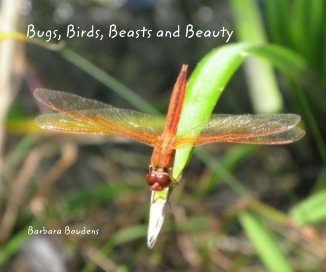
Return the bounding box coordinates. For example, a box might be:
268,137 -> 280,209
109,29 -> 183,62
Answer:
146,172 -> 157,186
157,173 -> 171,187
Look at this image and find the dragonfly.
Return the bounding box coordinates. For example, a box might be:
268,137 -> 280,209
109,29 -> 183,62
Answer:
34,64 -> 305,191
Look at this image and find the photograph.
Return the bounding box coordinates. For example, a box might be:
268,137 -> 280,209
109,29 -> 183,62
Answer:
0,0 -> 325,271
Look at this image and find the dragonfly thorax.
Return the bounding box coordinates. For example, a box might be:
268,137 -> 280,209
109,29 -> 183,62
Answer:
151,147 -> 175,169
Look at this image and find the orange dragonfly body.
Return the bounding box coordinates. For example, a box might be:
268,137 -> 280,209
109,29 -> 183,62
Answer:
34,65 -> 305,191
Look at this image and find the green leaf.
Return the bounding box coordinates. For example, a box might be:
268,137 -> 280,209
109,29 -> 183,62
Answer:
290,190 -> 326,225
239,211 -> 293,272
173,43 -> 251,179
173,42 -> 307,180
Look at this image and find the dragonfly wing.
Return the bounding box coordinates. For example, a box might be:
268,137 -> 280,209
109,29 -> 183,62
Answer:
35,88 -> 165,146
36,112 -> 112,134
174,114 -> 305,147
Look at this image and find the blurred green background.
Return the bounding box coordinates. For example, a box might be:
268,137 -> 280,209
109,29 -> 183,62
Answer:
0,0 -> 325,271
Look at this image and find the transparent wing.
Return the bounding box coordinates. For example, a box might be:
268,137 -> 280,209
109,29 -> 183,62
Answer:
174,114 -> 305,147
34,89 -> 305,148
34,88 -> 165,146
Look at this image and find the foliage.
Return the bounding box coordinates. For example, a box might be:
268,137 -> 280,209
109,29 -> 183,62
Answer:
0,0 -> 325,271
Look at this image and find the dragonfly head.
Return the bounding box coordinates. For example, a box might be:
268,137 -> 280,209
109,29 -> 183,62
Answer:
146,168 -> 171,191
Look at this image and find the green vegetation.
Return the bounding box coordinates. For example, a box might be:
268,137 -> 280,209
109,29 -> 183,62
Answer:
0,0 -> 325,271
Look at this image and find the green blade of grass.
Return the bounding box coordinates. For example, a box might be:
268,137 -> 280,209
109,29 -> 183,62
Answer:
264,0 -> 290,45
173,42 -> 307,180
229,0 -> 266,42
0,227 -> 29,264
173,43 -> 253,179
307,0 -> 324,68
229,0 -> 283,113
248,44 -> 307,79
289,0 -> 309,55
239,211 -> 293,272
0,31 -> 64,50
290,190 -> 326,225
